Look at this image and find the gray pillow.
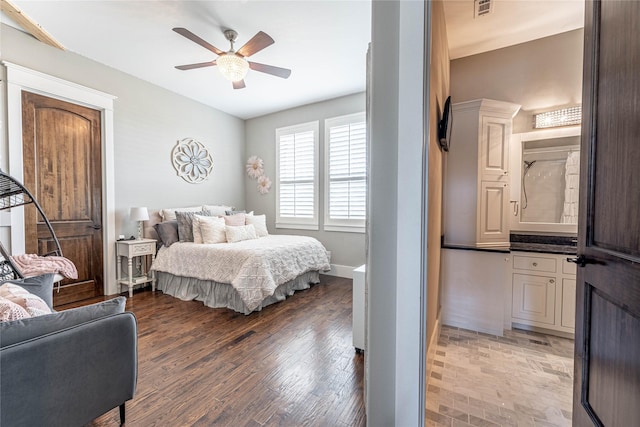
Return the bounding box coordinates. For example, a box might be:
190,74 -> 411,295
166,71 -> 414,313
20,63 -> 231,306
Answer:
175,210 -> 205,242
0,296 -> 126,348
154,220 -> 179,247
1,273 -> 55,309
225,209 -> 246,216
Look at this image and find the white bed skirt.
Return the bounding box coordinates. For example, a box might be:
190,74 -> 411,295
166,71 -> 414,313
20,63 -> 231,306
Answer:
156,270 -> 321,315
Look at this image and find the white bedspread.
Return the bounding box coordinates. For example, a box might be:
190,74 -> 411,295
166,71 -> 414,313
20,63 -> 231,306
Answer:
150,235 -> 331,311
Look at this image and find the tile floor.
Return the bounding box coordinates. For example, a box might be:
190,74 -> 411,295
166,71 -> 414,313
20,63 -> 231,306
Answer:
426,325 -> 575,427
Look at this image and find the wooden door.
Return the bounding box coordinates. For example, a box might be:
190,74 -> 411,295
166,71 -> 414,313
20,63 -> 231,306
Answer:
573,1 -> 640,425
22,91 -> 103,306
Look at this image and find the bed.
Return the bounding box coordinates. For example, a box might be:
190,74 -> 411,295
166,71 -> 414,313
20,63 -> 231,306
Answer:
145,207 -> 331,314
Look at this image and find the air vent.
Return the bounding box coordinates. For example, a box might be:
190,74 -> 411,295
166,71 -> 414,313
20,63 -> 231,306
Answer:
474,0 -> 492,18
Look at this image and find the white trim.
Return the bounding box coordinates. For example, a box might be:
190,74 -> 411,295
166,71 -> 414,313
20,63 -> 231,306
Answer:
323,263 -> 356,279
324,225 -> 365,233
274,222 -> 319,231
2,61 -> 118,296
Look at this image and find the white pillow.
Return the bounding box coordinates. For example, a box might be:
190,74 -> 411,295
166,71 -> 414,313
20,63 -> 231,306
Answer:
245,213 -> 268,237
225,224 -> 257,243
202,204 -> 233,216
192,215 -> 206,244
160,206 -> 201,222
199,216 -> 227,244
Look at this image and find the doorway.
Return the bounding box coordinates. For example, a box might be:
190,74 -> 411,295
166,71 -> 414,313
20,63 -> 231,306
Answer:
21,91 -> 104,306
3,63 -> 117,299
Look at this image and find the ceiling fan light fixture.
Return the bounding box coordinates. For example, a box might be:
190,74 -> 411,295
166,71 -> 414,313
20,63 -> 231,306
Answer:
217,53 -> 249,82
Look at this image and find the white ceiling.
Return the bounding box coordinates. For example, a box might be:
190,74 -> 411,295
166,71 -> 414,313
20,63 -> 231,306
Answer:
3,1 -> 372,120
2,1 -> 584,120
444,0 -> 585,59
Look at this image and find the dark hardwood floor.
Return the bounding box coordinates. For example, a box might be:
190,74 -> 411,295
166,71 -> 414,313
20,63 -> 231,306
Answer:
84,275 -> 365,426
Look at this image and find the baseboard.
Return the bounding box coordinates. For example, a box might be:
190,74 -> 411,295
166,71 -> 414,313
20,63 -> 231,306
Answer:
425,314 -> 441,389
322,264 -> 356,279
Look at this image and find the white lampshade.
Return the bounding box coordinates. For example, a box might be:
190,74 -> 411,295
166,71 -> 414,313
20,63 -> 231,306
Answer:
217,53 -> 249,82
130,207 -> 149,222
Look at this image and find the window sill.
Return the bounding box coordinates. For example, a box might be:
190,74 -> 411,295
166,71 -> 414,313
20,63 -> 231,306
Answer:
275,222 -> 319,231
324,225 -> 365,234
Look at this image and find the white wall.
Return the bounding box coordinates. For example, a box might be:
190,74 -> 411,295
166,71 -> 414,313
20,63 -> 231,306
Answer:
0,23 -> 245,294
368,1 -> 427,425
451,29 -> 583,133
244,93 -> 366,271
0,24 -> 245,236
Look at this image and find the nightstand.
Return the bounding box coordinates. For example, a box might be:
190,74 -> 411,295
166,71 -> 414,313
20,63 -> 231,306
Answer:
116,238 -> 156,297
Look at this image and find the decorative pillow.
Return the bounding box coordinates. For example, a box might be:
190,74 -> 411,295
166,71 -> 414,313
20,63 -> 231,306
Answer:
1,273 -> 55,309
154,220 -> 179,247
225,209 -> 246,216
0,296 -> 31,322
0,296 -> 126,348
223,213 -> 246,227
203,205 -> 233,216
245,213 -> 268,237
176,211 -> 205,242
0,283 -> 52,320
198,216 -> 227,244
226,224 -> 258,243
160,206 -> 201,222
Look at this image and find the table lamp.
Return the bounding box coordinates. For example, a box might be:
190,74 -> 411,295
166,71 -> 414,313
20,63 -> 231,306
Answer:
129,207 -> 149,240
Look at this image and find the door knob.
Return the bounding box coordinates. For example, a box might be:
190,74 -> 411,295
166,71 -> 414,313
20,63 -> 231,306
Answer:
567,255 -> 587,267
90,224 -> 102,230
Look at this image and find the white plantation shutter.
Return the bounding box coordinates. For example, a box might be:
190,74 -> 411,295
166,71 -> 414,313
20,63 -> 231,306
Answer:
325,113 -> 367,232
276,121 -> 319,229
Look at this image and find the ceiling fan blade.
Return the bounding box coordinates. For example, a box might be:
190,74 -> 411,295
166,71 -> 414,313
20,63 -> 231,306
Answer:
233,80 -> 246,90
173,27 -> 224,56
175,60 -> 217,70
237,31 -> 274,57
248,61 -> 291,79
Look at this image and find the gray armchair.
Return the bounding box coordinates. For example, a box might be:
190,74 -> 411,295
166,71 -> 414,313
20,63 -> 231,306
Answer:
0,285 -> 137,427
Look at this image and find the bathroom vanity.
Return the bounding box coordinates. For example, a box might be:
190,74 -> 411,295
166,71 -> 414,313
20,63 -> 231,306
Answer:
509,234 -> 577,337
441,100 -> 581,338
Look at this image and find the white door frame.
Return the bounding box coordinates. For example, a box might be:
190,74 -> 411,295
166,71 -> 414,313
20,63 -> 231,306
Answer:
2,62 -> 117,296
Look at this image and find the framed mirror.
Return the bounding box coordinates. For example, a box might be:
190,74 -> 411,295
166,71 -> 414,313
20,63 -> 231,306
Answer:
509,126 -> 581,234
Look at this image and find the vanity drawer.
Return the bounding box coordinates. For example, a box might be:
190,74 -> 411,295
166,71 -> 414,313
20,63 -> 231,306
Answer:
513,255 -> 557,273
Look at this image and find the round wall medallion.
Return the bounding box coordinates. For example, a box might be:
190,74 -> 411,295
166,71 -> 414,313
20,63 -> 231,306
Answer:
171,138 -> 214,184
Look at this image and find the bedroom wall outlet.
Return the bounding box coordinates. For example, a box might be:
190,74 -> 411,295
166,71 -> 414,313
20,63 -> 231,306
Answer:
327,251 -> 332,261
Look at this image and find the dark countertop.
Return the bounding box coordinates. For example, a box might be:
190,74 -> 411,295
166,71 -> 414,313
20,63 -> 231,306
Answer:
441,243 -> 510,254
509,233 -> 577,255
509,242 -> 577,255
441,234 -> 578,255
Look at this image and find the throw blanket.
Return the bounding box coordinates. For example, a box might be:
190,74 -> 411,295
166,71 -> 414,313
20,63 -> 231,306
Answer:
151,235 -> 331,311
10,254 -> 79,279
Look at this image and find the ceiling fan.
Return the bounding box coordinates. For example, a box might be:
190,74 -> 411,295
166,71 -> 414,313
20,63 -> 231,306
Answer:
173,27 -> 291,89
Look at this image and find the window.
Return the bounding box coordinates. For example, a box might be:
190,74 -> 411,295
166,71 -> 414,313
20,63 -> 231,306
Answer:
275,121 -> 319,230
324,112 -> 367,232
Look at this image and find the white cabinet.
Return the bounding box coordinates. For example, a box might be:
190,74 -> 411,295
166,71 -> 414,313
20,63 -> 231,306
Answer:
561,279 -> 576,328
479,180 -> 510,244
510,252 -> 576,335
441,248 -> 510,336
512,273 -> 556,325
444,99 -> 521,248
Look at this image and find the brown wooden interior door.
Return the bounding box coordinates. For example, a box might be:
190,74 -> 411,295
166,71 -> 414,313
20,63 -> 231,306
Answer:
22,91 -> 103,306
573,1 -> 640,426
